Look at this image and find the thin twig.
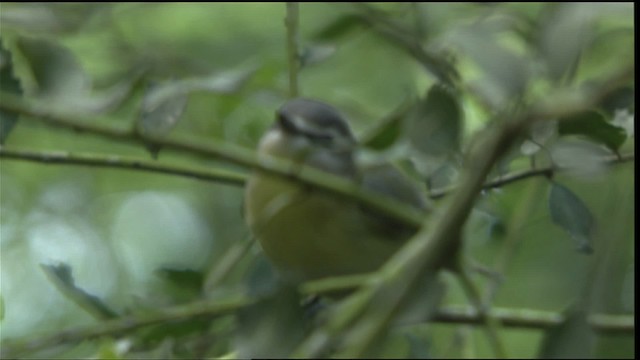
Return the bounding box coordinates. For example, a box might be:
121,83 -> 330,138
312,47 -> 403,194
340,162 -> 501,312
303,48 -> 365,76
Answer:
295,103 -> 534,358
457,268 -> 508,358
429,152 -> 635,199
0,294 -> 252,359
0,66 -> 634,357
285,2 -> 300,97
0,146 -> 246,186
432,307 -> 634,334
0,93 -> 426,231
292,63 -> 634,357
1,146 -> 633,200
1,289 -> 632,359
203,237 -> 255,294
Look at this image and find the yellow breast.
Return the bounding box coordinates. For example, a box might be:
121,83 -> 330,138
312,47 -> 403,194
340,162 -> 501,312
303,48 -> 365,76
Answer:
244,173 -> 399,281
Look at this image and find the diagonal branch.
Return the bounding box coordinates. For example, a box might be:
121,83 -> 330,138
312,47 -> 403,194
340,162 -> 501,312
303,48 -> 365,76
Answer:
0,92 -> 426,230
0,62 -> 633,236
293,65 -> 635,357
0,294 -> 253,359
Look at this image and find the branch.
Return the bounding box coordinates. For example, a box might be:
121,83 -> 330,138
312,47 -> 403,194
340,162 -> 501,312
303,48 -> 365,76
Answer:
0,92 -> 425,231
0,68 -> 634,357
0,146 -> 246,186
1,146 -> 633,202
293,65 -> 635,357
457,267 -> 507,358
303,275 -> 634,335
285,2 -> 300,97
0,59 -> 631,221
0,294 -> 253,359
293,112 -> 535,358
1,287 -> 632,359
432,307 -> 634,334
429,153 -> 635,199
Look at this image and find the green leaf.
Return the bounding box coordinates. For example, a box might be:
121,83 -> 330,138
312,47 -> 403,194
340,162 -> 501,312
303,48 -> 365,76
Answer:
520,120 -> 557,156
539,4 -> 594,81
142,65 -> 259,110
0,3 -> 112,35
14,36 -> 137,114
361,98 -> 414,151
136,65 -> 258,157
312,14 -> 366,41
138,81 -> 189,135
538,307 -> 594,359
407,84 -> 462,157
136,81 -> 187,157
156,267 -> 205,293
550,139 -> 611,179
539,3 -> 632,82
41,263 -> 118,320
0,38 -> 22,144
448,20 -> 530,105
558,110 -> 627,153
299,44 -> 337,68
426,161 -> 459,191
548,182 -> 595,254
16,36 -> 88,99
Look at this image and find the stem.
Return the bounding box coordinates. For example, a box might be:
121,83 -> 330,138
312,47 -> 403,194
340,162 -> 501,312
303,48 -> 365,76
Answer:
482,179 -> 545,306
0,146 -> 246,186
0,93 -> 426,231
429,152 -> 634,199
0,293 -> 252,359
1,287 -> 632,358
1,146 -> 633,200
457,267 -> 508,359
204,238 -> 255,294
285,2 -> 300,97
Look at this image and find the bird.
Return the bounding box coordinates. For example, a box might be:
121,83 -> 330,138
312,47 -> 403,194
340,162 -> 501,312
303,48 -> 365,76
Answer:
244,98 -> 429,282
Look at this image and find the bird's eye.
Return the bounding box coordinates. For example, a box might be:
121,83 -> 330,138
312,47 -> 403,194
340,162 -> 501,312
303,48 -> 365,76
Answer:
277,113 -> 298,134
278,113 -> 335,144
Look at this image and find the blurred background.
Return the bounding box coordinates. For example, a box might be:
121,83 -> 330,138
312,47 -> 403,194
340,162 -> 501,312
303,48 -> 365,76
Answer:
0,3 -> 634,358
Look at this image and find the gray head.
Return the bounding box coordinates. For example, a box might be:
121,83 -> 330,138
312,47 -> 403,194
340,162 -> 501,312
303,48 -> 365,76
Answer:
257,98 -> 356,176
275,98 -> 355,148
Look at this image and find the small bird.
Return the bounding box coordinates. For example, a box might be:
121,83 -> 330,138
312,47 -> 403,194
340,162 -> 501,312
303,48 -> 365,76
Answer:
244,98 -> 428,282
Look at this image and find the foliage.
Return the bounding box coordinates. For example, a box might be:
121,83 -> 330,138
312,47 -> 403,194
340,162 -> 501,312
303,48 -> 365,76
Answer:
0,3 -> 634,359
